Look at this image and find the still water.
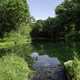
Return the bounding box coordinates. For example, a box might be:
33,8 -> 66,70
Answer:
31,52 -> 61,70
30,40 -> 80,62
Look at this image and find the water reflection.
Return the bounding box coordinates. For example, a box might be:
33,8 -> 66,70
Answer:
31,52 -> 67,80
31,52 -> 61,71
31,41 -> 74,62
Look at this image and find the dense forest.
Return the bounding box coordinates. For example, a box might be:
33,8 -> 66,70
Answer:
0,0 -> 80,80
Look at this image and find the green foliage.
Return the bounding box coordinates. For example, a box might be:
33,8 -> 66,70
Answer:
0,0 -> 30,37
0,32 -> 31,48
0,28 -> 32,58
0,54 -> 32,80
0,0 -> 33,79
0,0 -> 32,58
31,16 -> 65,41
55,0 -> 80,41
64,57 -> 80,80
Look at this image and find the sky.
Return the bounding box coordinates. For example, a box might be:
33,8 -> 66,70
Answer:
28,0 -> 63,20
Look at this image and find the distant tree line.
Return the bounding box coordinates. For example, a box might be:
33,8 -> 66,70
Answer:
30,17 -> 65,41
30,0 -> 80,42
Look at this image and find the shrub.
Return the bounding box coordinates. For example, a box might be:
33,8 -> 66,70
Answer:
64,57 -> 80,80
0,54 -> 32,80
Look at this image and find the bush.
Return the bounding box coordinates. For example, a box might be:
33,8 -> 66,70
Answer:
64,57 -> 80,80
0,54 -> 32,80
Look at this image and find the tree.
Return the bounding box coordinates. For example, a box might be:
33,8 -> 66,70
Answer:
55,0 -> 80,41
0,0 -> 30,37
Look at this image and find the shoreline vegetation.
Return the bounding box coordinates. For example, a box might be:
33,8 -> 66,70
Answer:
0,0 -> 80,80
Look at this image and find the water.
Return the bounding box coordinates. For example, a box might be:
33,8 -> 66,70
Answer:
23,40 -> 80,62
30,41 -> 75,80
31,53 -> 61,71
31,52 -> 67,80
31,41 -> 75,62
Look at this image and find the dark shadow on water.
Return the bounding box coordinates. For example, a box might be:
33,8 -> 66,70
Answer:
31,40 -> 80,62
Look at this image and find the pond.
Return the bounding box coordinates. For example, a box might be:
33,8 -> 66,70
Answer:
30,40 -> 80,62
31,52 -> 67,80
31,52 -> 61,70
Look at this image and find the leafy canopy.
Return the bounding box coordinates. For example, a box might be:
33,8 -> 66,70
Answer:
0,0 -> 30,37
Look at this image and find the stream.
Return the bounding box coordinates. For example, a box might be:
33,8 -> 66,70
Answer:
31,52 -> 67,80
